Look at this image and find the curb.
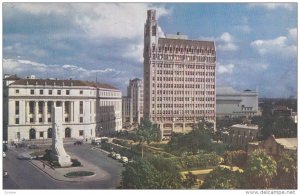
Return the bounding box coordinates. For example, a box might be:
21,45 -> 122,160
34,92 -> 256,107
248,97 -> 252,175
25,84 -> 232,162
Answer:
91,147 -> 110,154
29,160 -> 79,183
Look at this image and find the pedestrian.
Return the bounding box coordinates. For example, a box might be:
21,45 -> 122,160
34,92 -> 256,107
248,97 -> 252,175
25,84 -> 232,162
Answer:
43,163 -> 45,169
86,138 -> 88,142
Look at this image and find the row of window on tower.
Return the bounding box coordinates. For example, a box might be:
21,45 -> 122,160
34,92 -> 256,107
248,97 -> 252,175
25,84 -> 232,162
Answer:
152,45 -> 215,55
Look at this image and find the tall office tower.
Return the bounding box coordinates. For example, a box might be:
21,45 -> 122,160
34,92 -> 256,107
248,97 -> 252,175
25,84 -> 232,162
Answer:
122,78 -> 144,129
127,78 -> 144,125
143,10 -> 216,137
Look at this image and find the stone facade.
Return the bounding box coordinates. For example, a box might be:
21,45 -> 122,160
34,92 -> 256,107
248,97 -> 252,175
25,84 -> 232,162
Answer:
248,135 -> 297,159
3,75 -> 122,143
222,124 -> 259,147
143,9 -> 216,136
216,87 -> 260,118
122,78 -> 144,129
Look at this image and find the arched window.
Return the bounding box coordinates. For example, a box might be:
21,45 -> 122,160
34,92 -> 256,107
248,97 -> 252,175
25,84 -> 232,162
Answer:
65,128 -> 71,138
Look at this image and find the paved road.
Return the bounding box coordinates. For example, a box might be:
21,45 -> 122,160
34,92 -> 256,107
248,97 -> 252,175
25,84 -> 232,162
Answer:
3,144 -> 124,189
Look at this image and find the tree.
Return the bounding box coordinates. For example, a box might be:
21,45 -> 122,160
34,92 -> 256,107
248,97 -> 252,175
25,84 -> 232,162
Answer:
120,159 -> 159,189
201,167 -> 243,189
245,150 -> 277,189
182,172 -> 198,188
135,119 -> 160,158
273,153 -> 297,189
167,120 -> 216,155
148,156 -> 183,189
120,156 -> 183,189
223,150 -> 247,167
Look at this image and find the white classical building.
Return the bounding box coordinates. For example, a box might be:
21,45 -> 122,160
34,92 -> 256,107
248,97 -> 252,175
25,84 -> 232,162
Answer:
216,87 -> 260,118
3,75 -> 122,143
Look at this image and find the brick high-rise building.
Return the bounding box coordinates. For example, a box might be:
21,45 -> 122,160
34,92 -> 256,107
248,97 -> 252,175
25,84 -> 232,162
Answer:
143,10 -> 216,137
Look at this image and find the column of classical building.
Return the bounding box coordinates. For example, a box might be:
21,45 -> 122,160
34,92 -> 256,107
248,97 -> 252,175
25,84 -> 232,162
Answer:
34,101 -> 39,123
43,101 -> 48,123
26,101 -> 30,124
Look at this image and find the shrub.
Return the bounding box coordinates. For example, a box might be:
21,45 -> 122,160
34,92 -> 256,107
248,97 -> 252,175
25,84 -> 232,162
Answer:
223,150 -> 247,167
71,159 -> 82,167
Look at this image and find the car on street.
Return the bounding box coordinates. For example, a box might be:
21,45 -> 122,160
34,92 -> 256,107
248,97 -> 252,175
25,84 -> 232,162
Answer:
108,151 -> 116,158
115,154 -> 121,160
17,152 -> 32,160
3,152 -> 6,158
120,156 -> 128,163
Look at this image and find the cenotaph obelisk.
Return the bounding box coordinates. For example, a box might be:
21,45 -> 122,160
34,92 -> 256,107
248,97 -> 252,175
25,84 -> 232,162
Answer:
50,106 -> 72,167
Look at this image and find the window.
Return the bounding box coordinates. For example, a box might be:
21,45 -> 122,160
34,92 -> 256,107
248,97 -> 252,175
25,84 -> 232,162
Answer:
49,90 -> 52,95
15,101 -> 19,115
57,90 -> 61,95
80,101 -> 83,114
48,118 -> 51,122
39,132 -> 44,138
65,117 -> 69,122
38,101 -> 43,113
29,101 -> 34,114
30,89 -> 34,95
16,89 -> 19,94
80,90 -> 83,95
39,118 -> 43,122
80,117 -> 83,123
15,118 -> 19,124
17,132 -> 20,139
30,118 -> 34,123
47,102 -> 52,113
66,90 -> 70,95
40,90 -> 43,95
79,130 -> 84,136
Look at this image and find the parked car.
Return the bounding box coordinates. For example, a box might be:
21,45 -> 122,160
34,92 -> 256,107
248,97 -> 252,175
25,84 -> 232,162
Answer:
3,152 -> 6,158
15,142 -> 27,148
17,152 -> 32,160
28,144 -> 40,149
120,156 -> 128,163
109,151 -> 116,158
115,154 -> 121,160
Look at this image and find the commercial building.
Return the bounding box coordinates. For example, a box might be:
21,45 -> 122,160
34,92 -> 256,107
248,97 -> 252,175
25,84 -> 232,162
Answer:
216,87 -> 260,118
222,124 -> 259,148
143,9 -> 216,137
3,75 -> 122,143
122,78 -> 144,129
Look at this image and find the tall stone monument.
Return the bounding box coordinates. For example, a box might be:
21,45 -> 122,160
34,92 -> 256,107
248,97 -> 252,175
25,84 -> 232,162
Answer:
51,106 -> 72,167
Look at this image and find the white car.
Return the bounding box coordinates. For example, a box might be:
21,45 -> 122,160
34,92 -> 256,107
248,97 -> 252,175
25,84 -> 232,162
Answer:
17,152 -> 32,160
3,152 -> 6,158
115,154 -> 121,160
120,156 -> 128,163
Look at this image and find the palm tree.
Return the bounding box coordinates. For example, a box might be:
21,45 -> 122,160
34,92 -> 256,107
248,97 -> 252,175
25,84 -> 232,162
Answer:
245,149 -> 277,189
274,153 -> 297,189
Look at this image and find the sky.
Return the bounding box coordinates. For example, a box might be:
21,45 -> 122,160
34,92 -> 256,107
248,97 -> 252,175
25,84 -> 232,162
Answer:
2,2 -> 298,98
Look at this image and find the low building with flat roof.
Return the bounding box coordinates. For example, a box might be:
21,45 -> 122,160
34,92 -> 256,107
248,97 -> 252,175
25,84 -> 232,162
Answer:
248,135 -> 297,159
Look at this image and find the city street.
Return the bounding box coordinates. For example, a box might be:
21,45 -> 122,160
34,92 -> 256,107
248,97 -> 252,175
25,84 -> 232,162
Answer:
3,144 -> 124,189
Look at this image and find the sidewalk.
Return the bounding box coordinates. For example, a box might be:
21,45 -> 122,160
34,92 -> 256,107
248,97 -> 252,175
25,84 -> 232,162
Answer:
30,152 -> 110,182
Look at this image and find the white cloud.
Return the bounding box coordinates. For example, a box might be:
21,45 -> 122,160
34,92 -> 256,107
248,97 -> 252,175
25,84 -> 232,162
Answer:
248,3 -> 295,11
217,63 -> 235,74
3,58 -> 121,80
199,32 -> 238,52
122,43 -> 144,63
288,27 -> 297,43
217,32 -> 238,51
251,29 -> 297,58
